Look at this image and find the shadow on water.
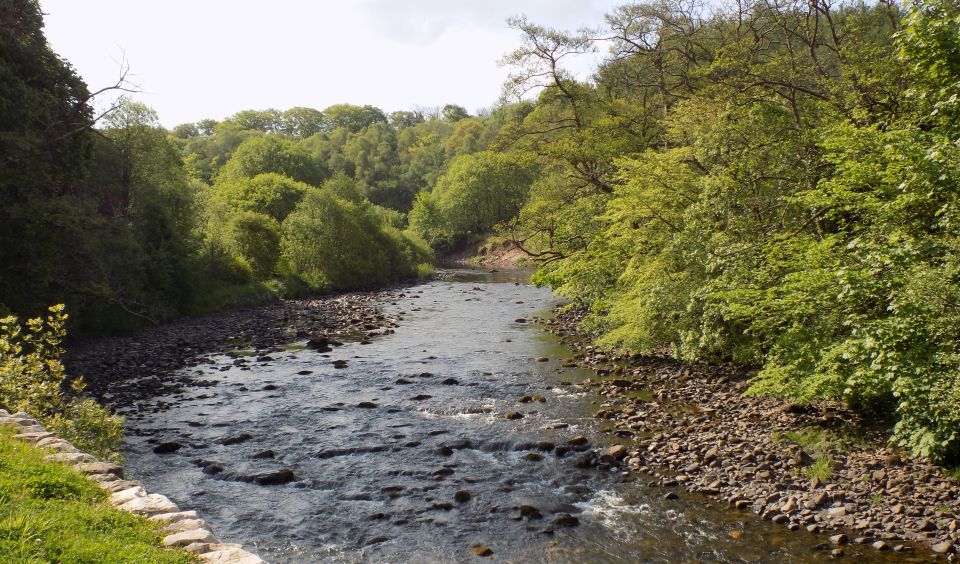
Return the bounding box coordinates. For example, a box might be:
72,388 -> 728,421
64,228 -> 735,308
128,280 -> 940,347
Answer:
121,269 -> 914,562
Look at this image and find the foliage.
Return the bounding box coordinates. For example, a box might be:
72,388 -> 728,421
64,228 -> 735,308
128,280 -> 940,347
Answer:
0,306 -> 122,459
506,0 -> 960,462
0,427 -> 192,563
217,135 -> 325,186
281,190 -> 431,291
211,172 -> 309,222
410,151 -> 537,248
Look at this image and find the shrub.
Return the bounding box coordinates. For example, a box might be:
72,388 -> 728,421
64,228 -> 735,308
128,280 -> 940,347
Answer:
0,306 -> 122,459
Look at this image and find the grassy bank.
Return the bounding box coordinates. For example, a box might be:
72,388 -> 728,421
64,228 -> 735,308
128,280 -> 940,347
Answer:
0,426 -> 192,563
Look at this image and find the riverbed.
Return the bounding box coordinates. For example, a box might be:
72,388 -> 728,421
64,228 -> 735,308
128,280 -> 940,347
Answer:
118,269 -> 907,562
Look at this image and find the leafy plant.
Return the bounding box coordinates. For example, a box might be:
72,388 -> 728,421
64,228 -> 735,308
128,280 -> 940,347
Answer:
0,306 -> 123,459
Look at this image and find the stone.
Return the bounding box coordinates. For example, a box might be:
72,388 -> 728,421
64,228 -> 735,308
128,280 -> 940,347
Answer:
110,486 -> 146,505
75,462 -> 124,479
932,541 -> 954,554
567,436 -> 590,447
163,528 -> 218,547
871,541 -> 889,551
44,452 -> 97,465
35,437 -> 78,452
14,432 -> 54,443
198,547 -> 264,563
99,479 -> 144,493
600,445 -> 627,461
471,545 -> 493,557
163,518 -> 213,535
518,505 -> 543,519
827,507 -> 846,517
120,493 -> 179,515
551,513 -> 580,527
505,412 -> 524,420
252,468 -> 295,485
149,511 -> 199,523
153,442 -> 183,454
454,490 -> 471,503
356,402 -> 378,409
219,433 -> 253,446
830,534 -> 849,545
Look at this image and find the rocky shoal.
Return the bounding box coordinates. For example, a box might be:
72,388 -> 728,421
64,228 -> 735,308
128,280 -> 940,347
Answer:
66,290 -> 404,409
541,306 -> 960,560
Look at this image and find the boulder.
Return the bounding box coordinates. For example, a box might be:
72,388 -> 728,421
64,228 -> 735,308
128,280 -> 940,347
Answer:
163,518 -> 213,535
252,468 -> 295,486
149,510 -> 199,523
14,432 -> 54,443
120,493 -> 179,516
599,445 -> 627,461
75,462 -> 124,479
198,546 -> 264,563
110,486 -> 146,505
163,528 -> 218,547
44,452 -> 97,465
35,437 -> 78,452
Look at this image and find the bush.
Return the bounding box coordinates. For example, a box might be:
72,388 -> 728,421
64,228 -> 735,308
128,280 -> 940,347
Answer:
281,190 -> 431,291
0,306 -> 122,459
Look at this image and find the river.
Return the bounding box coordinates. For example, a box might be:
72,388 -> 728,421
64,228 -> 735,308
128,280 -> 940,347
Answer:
120,269 -> 906,562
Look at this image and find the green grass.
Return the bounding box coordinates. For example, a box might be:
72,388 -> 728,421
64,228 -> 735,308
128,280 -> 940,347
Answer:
947,468 -> 960,480
0,426 -> 193,563
805,456 -> 834,481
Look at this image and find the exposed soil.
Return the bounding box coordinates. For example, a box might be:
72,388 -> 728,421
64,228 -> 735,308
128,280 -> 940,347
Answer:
439,239 -> 529,269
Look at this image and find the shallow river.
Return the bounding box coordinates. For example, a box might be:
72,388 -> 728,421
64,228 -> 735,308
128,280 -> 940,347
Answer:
121,269 -> 904,562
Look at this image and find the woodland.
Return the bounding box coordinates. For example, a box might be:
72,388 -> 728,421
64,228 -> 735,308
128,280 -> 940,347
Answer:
1,0 -> 960,466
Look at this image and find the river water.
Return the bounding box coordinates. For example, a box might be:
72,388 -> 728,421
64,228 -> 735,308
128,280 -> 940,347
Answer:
121,269 -> 904,562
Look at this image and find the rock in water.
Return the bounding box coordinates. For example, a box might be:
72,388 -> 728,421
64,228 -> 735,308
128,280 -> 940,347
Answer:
471,545 -> 493,557
253,468 -> 295,485
153,442 -> 182,454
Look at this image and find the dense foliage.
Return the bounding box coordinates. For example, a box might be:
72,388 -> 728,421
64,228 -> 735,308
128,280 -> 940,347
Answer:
0,306 -> 122,459
499,0 -> 960,462
2,0 -> 958,463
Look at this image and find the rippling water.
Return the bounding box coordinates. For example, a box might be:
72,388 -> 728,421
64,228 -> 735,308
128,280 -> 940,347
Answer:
121,270 -> 908,562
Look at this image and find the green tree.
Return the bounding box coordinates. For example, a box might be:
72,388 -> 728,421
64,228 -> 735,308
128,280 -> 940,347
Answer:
217,135 -> 325,185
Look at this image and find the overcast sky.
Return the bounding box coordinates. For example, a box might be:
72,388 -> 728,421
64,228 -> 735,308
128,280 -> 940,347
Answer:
39,0 -> 619,127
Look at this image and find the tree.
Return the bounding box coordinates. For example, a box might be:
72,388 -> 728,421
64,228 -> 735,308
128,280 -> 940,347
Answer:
211,172 -> 309,221
0,0 -> 95,316
321,104 -> 388,133
217,135 -> 325,185
280,106 -> 325,138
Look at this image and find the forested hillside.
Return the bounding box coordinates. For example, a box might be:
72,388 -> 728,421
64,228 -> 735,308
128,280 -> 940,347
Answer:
486,0 -> 960,463
2,0 -> 959,465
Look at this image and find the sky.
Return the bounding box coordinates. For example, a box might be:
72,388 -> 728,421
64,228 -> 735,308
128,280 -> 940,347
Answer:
39,0 -> 620,128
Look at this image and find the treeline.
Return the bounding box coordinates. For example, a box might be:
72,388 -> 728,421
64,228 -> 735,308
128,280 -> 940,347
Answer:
488,0 -> 960,462
3,0 -> 959,462
0,0 -> 535,336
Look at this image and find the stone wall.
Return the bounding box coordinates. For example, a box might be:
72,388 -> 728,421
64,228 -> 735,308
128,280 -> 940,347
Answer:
0,408 -> 264,564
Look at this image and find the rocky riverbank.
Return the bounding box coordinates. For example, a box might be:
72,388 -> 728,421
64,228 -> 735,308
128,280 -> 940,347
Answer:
544,306 -> 960,560
66,291 -> 401,409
